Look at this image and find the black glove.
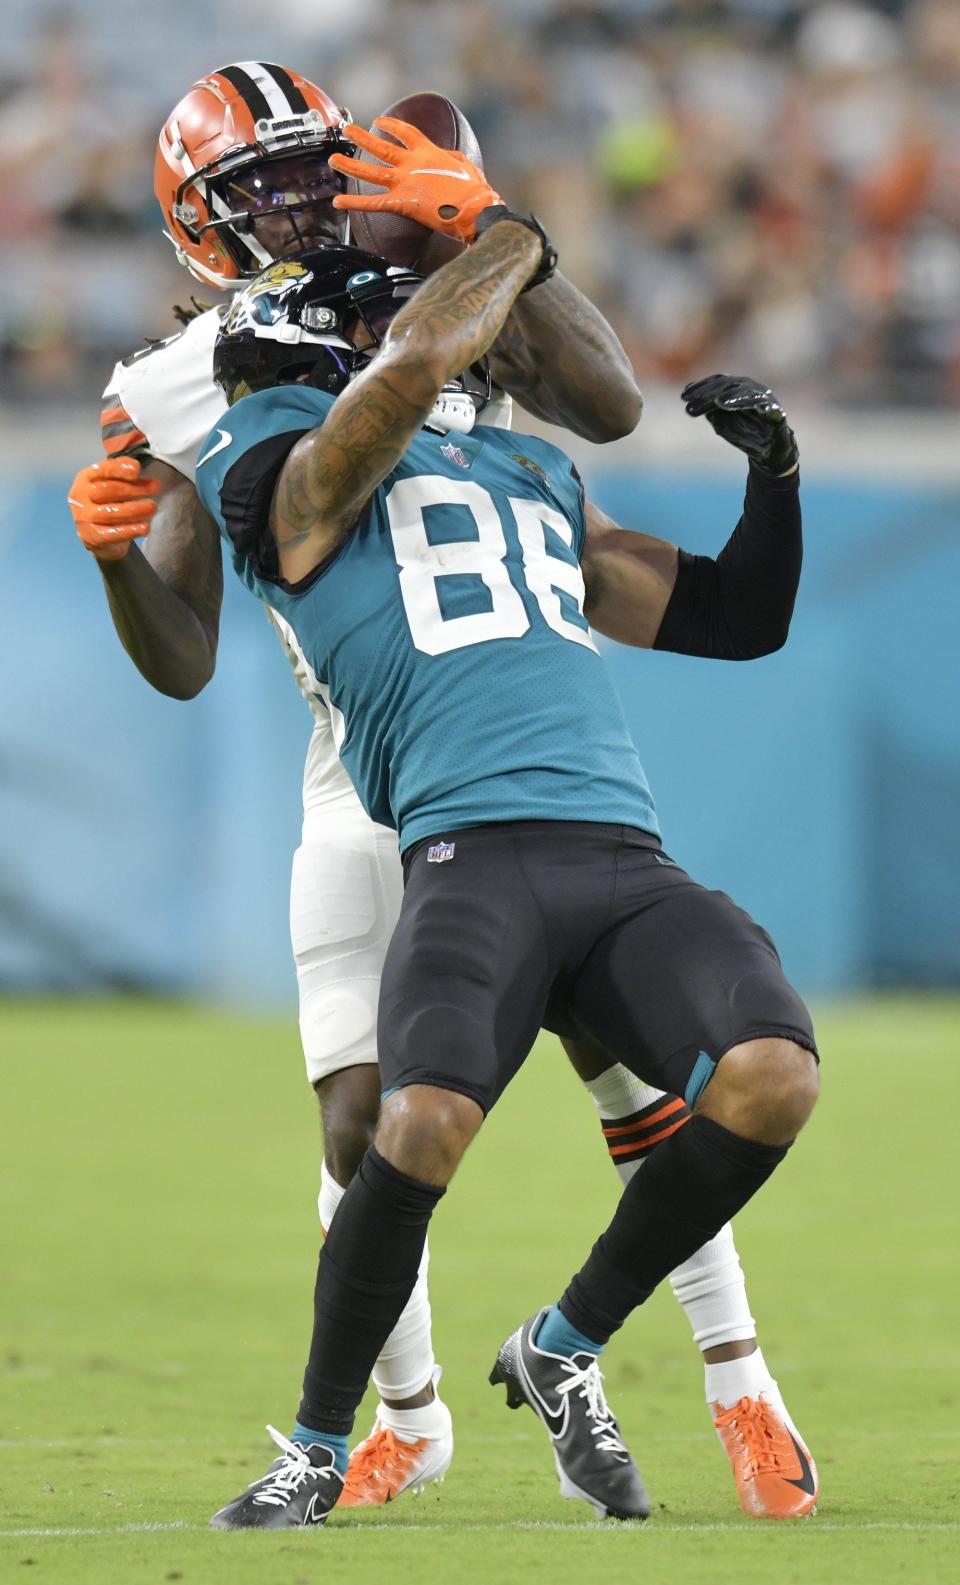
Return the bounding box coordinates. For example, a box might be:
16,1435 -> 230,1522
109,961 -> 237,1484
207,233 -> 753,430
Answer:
681,375 -> 798,476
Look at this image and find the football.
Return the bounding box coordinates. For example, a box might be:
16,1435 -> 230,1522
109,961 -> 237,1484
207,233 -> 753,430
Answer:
347,91 -> 484,275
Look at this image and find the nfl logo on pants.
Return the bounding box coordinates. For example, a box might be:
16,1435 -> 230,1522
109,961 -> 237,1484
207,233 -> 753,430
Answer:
427,841 -> 456,864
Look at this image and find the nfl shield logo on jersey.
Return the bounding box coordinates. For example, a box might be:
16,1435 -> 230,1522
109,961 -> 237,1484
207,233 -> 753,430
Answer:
427,841 -> 456,864
441,442 -> 469,469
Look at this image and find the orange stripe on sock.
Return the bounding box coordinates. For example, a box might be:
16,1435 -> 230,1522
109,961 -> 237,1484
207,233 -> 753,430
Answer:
608,1114 -> 690,1155
104,428 -> 146,455
602,1096 -> 687,1138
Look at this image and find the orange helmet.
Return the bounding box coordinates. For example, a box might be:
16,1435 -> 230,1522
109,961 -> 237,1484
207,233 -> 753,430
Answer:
155,62 -> 353,290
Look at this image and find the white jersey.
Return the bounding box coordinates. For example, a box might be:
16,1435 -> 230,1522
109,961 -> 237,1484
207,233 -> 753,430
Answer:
103,308 -> 225,478
104,304 -> 514,823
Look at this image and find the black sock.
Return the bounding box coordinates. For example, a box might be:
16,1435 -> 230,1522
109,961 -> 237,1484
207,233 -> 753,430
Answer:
297,1145 -> 445,1435
559,1115 -> 790,1344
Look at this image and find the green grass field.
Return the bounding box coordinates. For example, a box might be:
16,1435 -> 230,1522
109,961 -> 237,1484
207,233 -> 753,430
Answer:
2,997 -> 958,1584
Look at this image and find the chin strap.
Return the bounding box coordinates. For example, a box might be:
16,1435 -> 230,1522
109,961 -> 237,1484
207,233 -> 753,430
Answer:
425,388 -> 478,436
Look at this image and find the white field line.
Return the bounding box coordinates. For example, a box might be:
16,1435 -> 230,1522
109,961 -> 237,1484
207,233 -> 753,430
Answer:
0,1523 -> 190,1537
2,1520 -> 959,1539
3,1428 -> 959,1450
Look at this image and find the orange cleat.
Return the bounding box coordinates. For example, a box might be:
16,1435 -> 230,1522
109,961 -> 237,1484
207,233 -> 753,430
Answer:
712,1396 -> 818,1519
338,1421 -> 453,1507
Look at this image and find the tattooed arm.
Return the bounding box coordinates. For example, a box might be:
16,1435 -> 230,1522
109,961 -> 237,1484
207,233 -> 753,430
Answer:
489,274 -> 642,442
270,219 -> 542,583
98,459 -> 223,698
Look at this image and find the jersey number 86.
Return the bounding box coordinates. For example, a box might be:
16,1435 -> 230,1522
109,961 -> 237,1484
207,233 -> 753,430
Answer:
387,476 -> 597,658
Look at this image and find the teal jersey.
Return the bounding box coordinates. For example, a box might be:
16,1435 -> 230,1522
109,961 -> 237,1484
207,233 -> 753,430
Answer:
196,386 -> 659,850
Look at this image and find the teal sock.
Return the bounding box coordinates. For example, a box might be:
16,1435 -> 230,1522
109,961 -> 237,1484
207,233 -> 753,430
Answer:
535,1303 -> 605,1359
290,1423 -> 349,1476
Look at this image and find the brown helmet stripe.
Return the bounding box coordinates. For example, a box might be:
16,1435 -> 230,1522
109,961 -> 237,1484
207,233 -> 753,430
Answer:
260,62 -> 309,115
215,64 -> 274,124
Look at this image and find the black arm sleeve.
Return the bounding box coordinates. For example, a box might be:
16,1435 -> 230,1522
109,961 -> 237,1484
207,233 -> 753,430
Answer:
219,428 -> 310,581
653,463 -> 802,660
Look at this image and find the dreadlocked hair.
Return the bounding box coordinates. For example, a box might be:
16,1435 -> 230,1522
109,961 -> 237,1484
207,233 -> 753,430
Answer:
172,296 -> 214,327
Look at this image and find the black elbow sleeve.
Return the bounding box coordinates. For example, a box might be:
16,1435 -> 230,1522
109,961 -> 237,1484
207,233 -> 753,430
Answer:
653,465 -> 802,660
654,550 -> 724,657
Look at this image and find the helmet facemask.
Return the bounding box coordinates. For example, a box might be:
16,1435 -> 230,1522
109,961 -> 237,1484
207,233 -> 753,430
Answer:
174,139 -> 354,278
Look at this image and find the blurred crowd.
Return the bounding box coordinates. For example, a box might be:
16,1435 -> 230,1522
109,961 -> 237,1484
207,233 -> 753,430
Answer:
2,0 -> 959,411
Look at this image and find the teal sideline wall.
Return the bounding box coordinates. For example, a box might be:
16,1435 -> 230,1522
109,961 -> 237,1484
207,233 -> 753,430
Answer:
1,469 -> 957,1004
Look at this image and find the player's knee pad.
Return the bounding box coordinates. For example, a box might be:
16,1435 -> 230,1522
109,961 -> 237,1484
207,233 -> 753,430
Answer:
299,979 -> 380,1085
290,827 -> 400,1084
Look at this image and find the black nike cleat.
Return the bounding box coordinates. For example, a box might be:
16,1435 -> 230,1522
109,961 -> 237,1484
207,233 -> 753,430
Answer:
209,1425 -> 343,1530
490,1309 -> 650,1520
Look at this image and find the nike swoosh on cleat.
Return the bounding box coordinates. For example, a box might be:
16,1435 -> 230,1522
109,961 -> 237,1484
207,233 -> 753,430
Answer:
537,1400 -> 567,1440
784,1434 -> 817,1495
518,1357 -> 568,1441
302,1491 -> 327,1525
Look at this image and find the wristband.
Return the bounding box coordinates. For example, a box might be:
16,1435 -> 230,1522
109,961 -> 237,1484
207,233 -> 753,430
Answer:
474,206 -> 558,292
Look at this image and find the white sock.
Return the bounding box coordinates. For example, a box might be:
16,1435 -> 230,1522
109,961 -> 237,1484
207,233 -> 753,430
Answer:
317,1157 -> 345,1233
376,1367 -> 453,1444
583,1062 -> 663,1123
668,1222 -> 757,1351
318,1158 -> 437,1404
369,1236 -> 436,1403
582,1072 -> 759,1353
704,1345 -> 794,1431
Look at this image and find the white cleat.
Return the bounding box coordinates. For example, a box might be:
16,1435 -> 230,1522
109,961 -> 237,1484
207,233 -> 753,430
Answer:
339,1405 -> 453,1507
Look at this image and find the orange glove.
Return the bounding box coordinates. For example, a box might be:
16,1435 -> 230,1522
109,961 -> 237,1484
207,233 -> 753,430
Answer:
67,458 -> 160,562
331,117 -> 504,244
